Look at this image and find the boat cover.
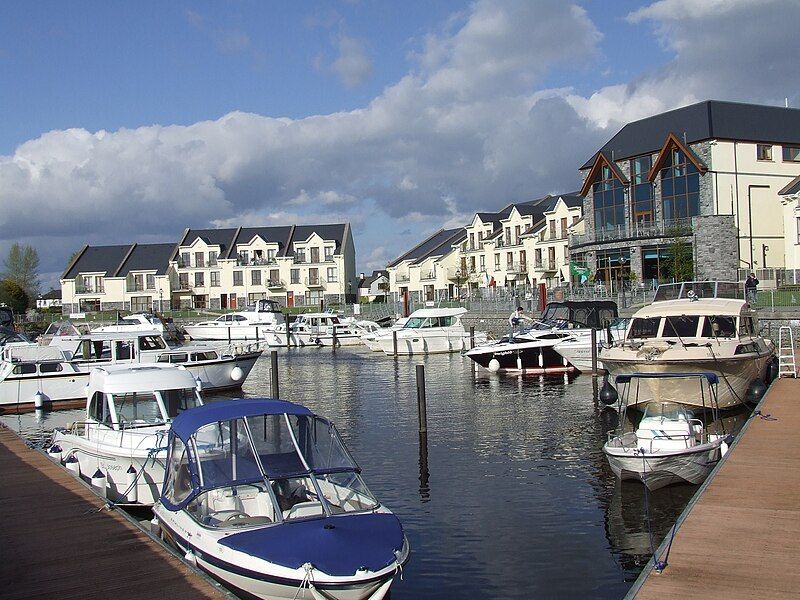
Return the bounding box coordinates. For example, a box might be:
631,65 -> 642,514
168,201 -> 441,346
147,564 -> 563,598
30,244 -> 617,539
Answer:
218,512 -> 404,576
170,398 -> 313,442
614,372 -> 719,384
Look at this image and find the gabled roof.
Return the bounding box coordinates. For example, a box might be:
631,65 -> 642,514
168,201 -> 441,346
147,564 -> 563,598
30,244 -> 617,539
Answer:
62,243 -> 173,279
580,99 -> 800,170
779,174 -> 800,197
579,151 -> 630,196
646,132 -> 708,180
359,270 -> 388,287
40,289 -> 62,300
177,228 -> 237,254
228,226 -> 294,258
285,224 -> 347,257
387,228 -> 466,268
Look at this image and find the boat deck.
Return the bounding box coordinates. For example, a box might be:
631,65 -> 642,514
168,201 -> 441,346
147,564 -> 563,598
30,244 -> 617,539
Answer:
630,377 -> 800,599
0,424 -> 229,600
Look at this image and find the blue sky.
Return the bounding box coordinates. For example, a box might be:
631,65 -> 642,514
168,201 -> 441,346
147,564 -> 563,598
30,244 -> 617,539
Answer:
1,0 -> 799,288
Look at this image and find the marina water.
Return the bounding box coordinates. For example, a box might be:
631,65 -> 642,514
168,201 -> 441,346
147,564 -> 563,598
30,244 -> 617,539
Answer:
1,347 -> 751,599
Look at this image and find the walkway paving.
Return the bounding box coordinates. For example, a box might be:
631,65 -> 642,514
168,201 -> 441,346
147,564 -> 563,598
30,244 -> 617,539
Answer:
0,424 -> 229,600
632,377 -> 800,599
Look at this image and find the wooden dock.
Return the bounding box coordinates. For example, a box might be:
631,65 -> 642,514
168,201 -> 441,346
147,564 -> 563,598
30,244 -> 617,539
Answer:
0,424 -> 230,600
629,377 -> 800,599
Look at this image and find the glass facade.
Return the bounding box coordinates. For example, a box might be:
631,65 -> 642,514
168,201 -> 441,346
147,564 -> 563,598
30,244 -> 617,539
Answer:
660,148 -> 700,222
593,165 -> 626,235
631,156 -> 654,225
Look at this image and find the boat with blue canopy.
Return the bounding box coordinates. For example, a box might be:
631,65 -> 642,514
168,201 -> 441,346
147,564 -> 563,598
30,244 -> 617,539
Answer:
152,398 -> 409,600
603,372 -> 732,490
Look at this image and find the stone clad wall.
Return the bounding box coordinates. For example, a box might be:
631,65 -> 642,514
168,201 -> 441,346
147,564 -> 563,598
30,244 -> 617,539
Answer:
693,214 -> 738,280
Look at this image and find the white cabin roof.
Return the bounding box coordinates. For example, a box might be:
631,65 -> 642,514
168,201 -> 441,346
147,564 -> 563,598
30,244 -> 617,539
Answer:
87,364 -> 197,395
408,307 -> 468,318
634,298 -> 748,319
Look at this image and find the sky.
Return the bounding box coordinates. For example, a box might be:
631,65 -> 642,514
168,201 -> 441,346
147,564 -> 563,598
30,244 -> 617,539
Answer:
2,0 -> 800,290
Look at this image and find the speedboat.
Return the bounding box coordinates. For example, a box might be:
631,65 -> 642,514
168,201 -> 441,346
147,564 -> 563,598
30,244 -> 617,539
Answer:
48,364 -> 203,505
184,299 -> 285,344
372,308 -> 485,355
153,398 -> 410,599
0,325 -> 260,410
465,301 -> 618,373
603,372 -> 731,490
552,317 -> 629,372
599,281 -> 775,409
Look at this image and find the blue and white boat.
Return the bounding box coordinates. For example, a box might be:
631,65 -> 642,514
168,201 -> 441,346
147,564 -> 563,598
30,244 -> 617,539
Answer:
152,399 -> 410,600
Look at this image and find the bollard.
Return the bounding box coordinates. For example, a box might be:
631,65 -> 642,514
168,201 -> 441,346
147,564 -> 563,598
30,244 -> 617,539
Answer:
270,350 -> 279,399
285,313 -> 291,348
591,327 -> 598,377
416,364 -> 427,433
227,326 -> 231,344
418,430 -> 430,501
393,329 -> 399,357
470,326 -> 475,350
332,326 -> 337,351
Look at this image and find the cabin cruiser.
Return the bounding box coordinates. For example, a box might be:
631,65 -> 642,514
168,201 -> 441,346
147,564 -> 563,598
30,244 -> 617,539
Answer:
276,312 -> 364,347
93,313 -> 165,333
599,282 -> 775,409
184,299 -> 285,343
552,318 -> 630,372
153,398 -> 410,599
48,364 -> 203,505
603,372 -> 730,490
371,308 -> 484,355
362,318 -> 408,352
465,301 -> 618,373
0,326 -> 260,410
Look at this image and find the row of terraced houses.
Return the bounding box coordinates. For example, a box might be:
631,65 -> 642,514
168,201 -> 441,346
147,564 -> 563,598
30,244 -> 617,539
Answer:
388,100 -> 800,301
61,224 -> 357,313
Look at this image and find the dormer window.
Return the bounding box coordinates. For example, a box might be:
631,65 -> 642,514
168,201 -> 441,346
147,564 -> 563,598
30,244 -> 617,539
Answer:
239,250 -> 249,265
660,148 -> 700,222
324,247 -> 333,261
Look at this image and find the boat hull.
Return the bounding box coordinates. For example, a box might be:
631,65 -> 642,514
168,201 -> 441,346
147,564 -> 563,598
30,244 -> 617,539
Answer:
51,430 -> 165,505
552,343 -> 604,372
183,324 -> 283,345
377,331 -> 485,355
600,352 -> 772,409
604,437 -> 726,490
465,340 -> 572,373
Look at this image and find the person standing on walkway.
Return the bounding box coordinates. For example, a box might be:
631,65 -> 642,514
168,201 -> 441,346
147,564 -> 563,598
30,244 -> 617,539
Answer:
745,272 -> 759,303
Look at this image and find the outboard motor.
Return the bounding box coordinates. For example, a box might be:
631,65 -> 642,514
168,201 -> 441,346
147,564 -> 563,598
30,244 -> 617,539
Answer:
599,374 -> 619,405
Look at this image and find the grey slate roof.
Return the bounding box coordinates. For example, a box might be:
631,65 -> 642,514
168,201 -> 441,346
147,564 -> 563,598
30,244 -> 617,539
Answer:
779,174 -> 800,196
580,100 -> 800,170
388,228 -> 466,268
284,224 -> 347,257
360,270 -> 388,287
180,228 -> 238,253
116,243 -> 174,276
229,226 -> 294,258
40,289 -> 62,300
63,243 -> 173,279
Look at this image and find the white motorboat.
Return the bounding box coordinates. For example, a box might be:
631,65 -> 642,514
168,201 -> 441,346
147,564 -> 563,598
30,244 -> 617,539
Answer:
600,281 -> 775,409
372,308 -> 485,355
153,398 -> 410,599
48,364 -> 203,505
603,372 -> 731,490
0,326 -> 260,410
465,301 -> 618,373
93,313 -> 165,334
276,312 -> 364,347
362,318 -> 407,352
552,318 -> 629,372
184,299 -> 285,344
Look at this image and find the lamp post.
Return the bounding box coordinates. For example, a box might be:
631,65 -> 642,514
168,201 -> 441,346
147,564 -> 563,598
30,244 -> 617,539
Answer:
159,289 -> 163,313
762,244 -> 769,270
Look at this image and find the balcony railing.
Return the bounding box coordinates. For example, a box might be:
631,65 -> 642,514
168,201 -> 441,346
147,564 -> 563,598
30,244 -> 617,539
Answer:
305,277 -> 325,289
76,285 -> 103,294
239,258 -> 277,266
268,279 -> 286,289
420,271 -> 437,281
126,283 -> 157,292
532,260 -> 557,272
396,274 -> 410,283
570,217 -> 694,246
505,262 -> 528,274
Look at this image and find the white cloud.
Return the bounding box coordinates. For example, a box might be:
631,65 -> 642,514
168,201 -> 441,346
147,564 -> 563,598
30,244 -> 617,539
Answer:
2,0 -> 799,277
331,35 -> 373,88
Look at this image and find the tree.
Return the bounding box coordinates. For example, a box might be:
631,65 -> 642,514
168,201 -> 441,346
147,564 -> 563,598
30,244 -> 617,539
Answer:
2,243 -> 40,298
665,237 -> 694,282
0,279 -> 30,314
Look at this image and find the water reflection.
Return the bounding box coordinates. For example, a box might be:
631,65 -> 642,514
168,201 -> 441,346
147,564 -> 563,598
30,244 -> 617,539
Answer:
0,347 -> 755,599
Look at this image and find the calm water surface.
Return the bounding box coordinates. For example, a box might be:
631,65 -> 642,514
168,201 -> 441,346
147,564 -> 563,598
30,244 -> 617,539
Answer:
2,346 -> 751,599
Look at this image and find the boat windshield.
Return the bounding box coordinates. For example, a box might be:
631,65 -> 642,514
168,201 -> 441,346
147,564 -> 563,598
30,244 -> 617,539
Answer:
641,401 -> 690,422
176,413 -> 377,527
113,388 -> 201,425
404,316 -> 455,329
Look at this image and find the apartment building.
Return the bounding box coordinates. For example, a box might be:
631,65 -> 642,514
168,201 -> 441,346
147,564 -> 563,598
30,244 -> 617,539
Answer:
571,100 -> 800,285
60,223 -> 357,313
387,229 -> 466,302
521,194 -> 583,286
61,243 -> 174,314
358,270 -> 389,302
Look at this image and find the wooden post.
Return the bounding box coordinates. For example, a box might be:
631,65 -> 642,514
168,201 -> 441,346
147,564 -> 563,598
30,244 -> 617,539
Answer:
285,312 -> 291,348
270,350 -> 279,399
393,329 -> 398,357
591,327 -> 598,377
332,325 -> 337,351
470,326 -> 475,350
416,364 -> 427,433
